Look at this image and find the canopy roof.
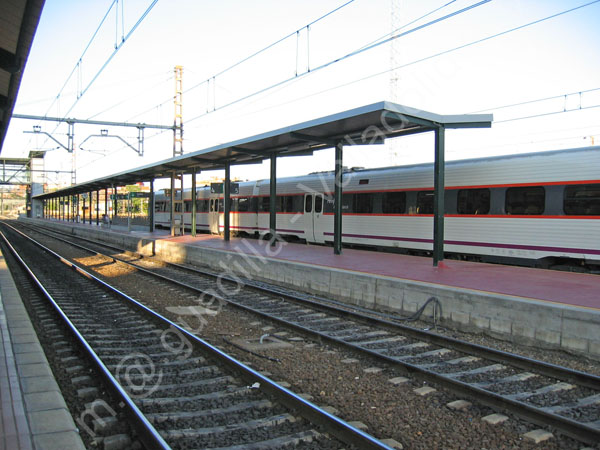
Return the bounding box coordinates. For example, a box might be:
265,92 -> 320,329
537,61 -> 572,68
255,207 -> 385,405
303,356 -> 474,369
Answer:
34,101 -> 492,199
0,0 -> 46,152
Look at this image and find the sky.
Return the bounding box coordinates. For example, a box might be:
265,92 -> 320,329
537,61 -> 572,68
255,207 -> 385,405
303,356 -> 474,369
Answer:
3,0 -> 600,190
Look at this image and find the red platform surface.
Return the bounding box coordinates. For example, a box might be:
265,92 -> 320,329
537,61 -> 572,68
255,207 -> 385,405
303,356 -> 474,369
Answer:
153,231 -> 600,311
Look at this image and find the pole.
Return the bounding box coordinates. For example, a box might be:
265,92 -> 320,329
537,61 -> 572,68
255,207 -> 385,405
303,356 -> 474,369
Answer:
191,171 -> 197,237
149,179 -> 155,233
170,173 -> 175,236
224,162 -> 231,242
269,153 -> 277,246
433,126 -> 446,266
334,141 -> 344,255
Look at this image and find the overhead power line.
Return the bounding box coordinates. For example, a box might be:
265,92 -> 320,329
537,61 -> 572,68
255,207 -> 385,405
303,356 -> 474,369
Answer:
186,0 -> 496,125
126,0 -> 358,122
470,87 -> 600,113
43,0 -> 118,118
184,0 -> 599,133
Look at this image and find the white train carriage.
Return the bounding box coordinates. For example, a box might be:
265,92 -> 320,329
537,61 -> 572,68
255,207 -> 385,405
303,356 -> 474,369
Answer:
154,146 -> 600,270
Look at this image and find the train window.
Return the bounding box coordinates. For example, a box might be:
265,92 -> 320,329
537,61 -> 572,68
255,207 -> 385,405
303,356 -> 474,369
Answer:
341,194 -> 352,211
260,197 -> 270,212
155,202 -> 163,212
218,198 -> 231,211
353,193 -> 373,213
175,203 -> 182,213
457,189 -> 490,215
282,195 -> 303,213
210,199 -> 214,212
195,199 -> 209,212
315,195 -> 323,213
416,191 -> 434,214
505,187 -> 545,215
185,201 -> 191,213
305,195 -> 312,213
564,184 -> 600,215
382,192 -> 406,214
237,197 -> 250,212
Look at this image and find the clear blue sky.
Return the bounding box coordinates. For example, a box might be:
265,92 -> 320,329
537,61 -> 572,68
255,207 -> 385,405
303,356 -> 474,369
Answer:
4,0 -> 600,189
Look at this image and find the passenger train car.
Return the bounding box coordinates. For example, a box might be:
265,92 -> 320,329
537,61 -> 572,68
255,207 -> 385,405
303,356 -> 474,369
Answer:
154,146 -> 600,271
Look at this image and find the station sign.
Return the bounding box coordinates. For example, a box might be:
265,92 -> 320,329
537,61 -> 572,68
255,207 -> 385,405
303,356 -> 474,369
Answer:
109,192 -> 150,200
129,192 -> 150,198
210,182 -> 239,194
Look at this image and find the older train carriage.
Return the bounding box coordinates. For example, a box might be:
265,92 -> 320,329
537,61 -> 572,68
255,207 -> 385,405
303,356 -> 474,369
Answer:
154,146 -> 600,270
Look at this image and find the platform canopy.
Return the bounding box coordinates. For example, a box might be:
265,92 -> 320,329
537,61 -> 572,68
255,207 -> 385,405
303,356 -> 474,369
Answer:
34,100 -> 492,265
34,101 -> 491,197
0,0 -> 46,153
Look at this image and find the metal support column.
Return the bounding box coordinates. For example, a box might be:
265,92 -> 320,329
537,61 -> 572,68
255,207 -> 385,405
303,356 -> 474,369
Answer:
224,162 -> 231,242
104,188 -> 108,222
76,195 -> 80,222
95,191 -> 99,225
269,152 -> 277,246
82,197 -> 86,223
333,141 -> 344,255
433,126 -> 446,266
149,180 -> 155,233
89,191 -> 93,225
170,172 -> 175,236
111,185 -> 116,221
191,172 -> 197,237
67,195 -> 70,221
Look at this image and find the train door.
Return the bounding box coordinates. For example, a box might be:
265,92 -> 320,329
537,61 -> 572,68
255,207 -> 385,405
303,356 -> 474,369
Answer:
303,193 -> 325,243
209,198 -> 220,234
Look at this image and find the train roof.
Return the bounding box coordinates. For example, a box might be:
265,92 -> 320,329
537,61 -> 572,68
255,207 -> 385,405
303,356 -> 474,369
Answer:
153,145 -> 600,196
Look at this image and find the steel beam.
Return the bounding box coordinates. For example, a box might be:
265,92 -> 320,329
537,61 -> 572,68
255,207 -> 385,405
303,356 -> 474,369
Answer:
170,173 -> 175,237
269,153 -> 277,246
224,162 -> 231,242
334,141 -> 344,255
433,126 -> 445,266
191,172 -> 197,237
148,181 -> 154,233
13,114 -> 174,130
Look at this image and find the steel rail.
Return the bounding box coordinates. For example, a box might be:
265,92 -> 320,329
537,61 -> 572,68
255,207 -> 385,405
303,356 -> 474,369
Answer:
24,221 -> 600,390
1,221 -> 395,450
0,227 -> 171,450
16,221 -> 600,444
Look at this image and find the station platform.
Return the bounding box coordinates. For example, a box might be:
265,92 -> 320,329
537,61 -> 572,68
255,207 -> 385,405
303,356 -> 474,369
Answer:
22,217 -> 600,360
0,249 -> 84,449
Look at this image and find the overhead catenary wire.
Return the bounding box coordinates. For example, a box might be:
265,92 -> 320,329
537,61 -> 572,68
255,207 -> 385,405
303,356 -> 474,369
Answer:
470,87 -> 600,113
126,0 -> 358,123
186,0 -> 599,129
186,0 -> 496,125
34,0 -> 160,158
43,0 -> 118,118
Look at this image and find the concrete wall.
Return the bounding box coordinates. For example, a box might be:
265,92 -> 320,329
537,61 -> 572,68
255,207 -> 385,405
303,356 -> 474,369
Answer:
25,218 -> 600,360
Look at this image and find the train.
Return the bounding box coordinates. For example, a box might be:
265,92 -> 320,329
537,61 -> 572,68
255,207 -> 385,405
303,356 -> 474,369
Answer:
154,146 -> 600,272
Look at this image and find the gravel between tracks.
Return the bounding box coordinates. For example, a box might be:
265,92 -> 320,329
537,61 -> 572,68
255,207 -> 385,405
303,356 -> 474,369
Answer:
27,229 -> 600,449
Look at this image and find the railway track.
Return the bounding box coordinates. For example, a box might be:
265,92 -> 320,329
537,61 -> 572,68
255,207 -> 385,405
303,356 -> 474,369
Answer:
0,221 -> 394,450
12,220 -> 600,446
